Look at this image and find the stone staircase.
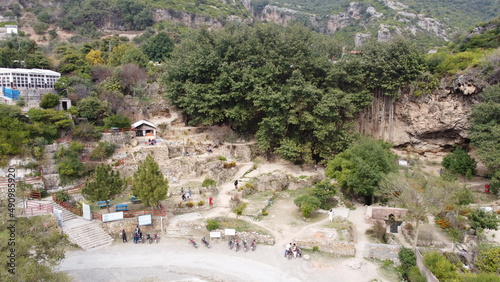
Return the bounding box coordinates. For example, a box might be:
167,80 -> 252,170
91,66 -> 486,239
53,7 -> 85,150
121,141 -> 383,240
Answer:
63,219 -> 114,250
46,200 -> 78,222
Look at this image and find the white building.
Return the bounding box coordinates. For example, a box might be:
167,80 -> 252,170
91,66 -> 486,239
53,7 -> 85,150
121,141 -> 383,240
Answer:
5,25 -> 18,34
0,68 -> 61,89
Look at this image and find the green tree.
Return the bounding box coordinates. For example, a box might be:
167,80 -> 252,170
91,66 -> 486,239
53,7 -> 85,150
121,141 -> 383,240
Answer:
40,93 -> 61,109
442,147 -> 477,178
294,194 -> 321,217
398,247 -> 417,279
0,214 -> 70,281
379,169 -> 458,250
326,137 -> 397,204
424,251 -> 459,281
88,141 -> 116,161
76,96 -> 110,125
121,47 -> 148,68
132,154 -> 168,207
142,32 -> 174,62
312,180 -> 337,209
82,164 -> 125,212
103,114 -> 131,129
469,84 -> 500,194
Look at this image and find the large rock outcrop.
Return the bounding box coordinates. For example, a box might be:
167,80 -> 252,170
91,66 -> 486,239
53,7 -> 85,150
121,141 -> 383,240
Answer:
356,73 -> 485,153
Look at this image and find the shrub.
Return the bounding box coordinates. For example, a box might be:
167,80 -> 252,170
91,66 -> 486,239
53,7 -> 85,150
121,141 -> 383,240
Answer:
197,200 -> 204,206
232,202 -> 247,216
442,147 -> 477,178
186,201 -> 194,208
206,219 -> 220,231
312,246 -> 319,252
423,251 -> 459,281
366,220 -> 386,243
40,93 -> 61,109
475,246 -> 500,273
54,190 -> 70,202
33,22 -> 49,34
178,201 -> 183,208
405,222 -> 414,236
223,161 -> 237,168
72,123 -> 102,141
294,194 -> 321,217
408,266 -> 426,282
89,141 -> 116,161
202,178 -> 216,187
261,210 -> 269,216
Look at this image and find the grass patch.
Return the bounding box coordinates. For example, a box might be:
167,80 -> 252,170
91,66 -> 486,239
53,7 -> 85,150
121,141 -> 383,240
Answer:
210,217 -> 270,235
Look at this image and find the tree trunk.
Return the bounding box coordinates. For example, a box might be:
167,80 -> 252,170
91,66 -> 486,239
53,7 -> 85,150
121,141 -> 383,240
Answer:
379,94 -> 386,140
388,96 -> 394,142
413,220 -> 420,251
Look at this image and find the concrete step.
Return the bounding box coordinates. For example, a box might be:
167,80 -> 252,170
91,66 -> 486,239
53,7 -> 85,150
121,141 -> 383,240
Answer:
46,201 -> 78,222
64,221 -> 114,250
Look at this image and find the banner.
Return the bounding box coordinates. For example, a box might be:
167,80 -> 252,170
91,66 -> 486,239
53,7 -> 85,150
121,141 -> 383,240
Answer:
102,212 -> 124,222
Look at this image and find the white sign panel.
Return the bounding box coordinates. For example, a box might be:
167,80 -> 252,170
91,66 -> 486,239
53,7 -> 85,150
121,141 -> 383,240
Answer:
53,209 -> 63,227
138,214 -> 152,226
102,211 -> 124,222
398,160 -> 408,166
224,228 -> 236,236
210,231 -> 221,238
82,203 -> 92,221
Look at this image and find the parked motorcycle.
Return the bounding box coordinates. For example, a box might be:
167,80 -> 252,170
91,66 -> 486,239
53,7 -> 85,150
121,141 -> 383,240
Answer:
153,233 -> 160,243
235,239 -> 240,252
228,237 -> 234,249
201,237 -> 211,248
250,239 -> 256,251
189,238 -> 198,248
146,233 -> 153,244
243,240 -> 248,252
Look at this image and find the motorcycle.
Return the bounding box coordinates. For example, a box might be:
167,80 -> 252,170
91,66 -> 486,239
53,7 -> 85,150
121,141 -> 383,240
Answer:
250,239 -> 256,251
228,237 -> 234,249
235,240 -> 240,252
201,237 -> 211,248
153,233 -> 160,243
243,240 -> 248,252
137,233 -> 145,244
146,233 -> 153,244
189,238 -> 198,248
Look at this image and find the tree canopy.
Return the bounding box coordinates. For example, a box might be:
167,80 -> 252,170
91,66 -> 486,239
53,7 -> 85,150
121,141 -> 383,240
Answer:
132,154 -> 169,207
82,164 -> 125,212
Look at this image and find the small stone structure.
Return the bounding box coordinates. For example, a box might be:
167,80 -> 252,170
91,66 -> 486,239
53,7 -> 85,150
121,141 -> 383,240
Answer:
132,120 -> 157,138
365,206 -> 408,224
295,240 -> 356,257
364,243 -> 401,262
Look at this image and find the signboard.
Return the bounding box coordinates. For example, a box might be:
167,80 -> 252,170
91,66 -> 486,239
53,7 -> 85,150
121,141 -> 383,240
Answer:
102,211 -> 124,222
138,214 -> 152,226
82,203 -> 92,221
398,160 -> 408,166
210,231 -> 221,238
224,228 -> 236,236
53,209 -> 63,227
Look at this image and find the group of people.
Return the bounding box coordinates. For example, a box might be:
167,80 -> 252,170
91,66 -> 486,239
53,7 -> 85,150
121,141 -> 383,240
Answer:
284,242 -> 302,258
147,139 -> 157,145
181,187 -> 193,201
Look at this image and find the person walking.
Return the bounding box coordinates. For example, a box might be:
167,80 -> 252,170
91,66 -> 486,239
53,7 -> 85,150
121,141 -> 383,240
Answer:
188,188 -> 192,198
234,180 -> 238,189
121,229 -> 127,243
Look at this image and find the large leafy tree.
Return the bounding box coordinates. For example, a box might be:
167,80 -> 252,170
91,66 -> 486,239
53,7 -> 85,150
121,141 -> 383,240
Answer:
0,214 -> 69,281
142,32 -> 174,62
441,147 -> 477,178
164,23 -> 368,163
379,169 -> 458,250
325,137 -> 397,203
132,154 -> 168,207
82,164 -> 125,212
469,85 -> 500,194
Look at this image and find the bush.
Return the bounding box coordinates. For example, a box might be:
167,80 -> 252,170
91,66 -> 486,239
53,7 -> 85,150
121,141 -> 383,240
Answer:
476,246 -> 500,273
294,195 -> 321,217
33,22 -> 49,35
89,141 -> 116,161
442,147 -> 477,178
408,266 -> 426,282
186,201 -> 194,208
312,246 -> 319,252
72,123 -> 102,141
197,200 -> 204,206
40,93 -> 61,109
424,251 -> 459,281
202,178 -> 216,188
206,219 -> 220,231
54,190 -> 70,202
218,156 -> 227,161
232,202 -> 247,216
366,220 -> 386,243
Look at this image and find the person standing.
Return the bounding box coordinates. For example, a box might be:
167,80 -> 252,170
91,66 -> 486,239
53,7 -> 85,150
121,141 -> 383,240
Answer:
234,180 -> 238,189
188,188 -> 192,198
122,229 -> 127,243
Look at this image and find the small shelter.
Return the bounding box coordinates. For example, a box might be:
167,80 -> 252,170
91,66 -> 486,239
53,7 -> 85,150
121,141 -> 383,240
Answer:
131,120 -> 157,138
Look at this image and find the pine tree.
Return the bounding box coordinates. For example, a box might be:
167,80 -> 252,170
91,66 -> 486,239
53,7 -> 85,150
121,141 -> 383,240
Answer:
132,154 -> 168,207
82,164 -> 125,212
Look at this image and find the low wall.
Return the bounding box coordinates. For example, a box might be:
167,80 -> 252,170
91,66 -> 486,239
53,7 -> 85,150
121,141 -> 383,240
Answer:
100,216 -> 168,239
100,132 -> 135,148
365,206 -> 408,224
416,248 -> 439,282
364,243 -> 401,262
295,240 -> 356,257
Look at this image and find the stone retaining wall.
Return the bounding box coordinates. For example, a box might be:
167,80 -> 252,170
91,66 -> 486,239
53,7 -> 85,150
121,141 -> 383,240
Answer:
100,132 -> 135,148
363,243 -> 401,262
100,216 -> 168,239
295,240 -> 356,257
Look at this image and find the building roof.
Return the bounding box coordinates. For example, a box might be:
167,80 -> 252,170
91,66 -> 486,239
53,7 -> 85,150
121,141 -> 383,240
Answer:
131,120 -> 156,129
0,68 -> 60,76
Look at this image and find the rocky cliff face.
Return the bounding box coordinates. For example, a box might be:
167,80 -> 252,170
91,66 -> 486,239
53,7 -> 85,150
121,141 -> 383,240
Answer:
356,73 -> 485,153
